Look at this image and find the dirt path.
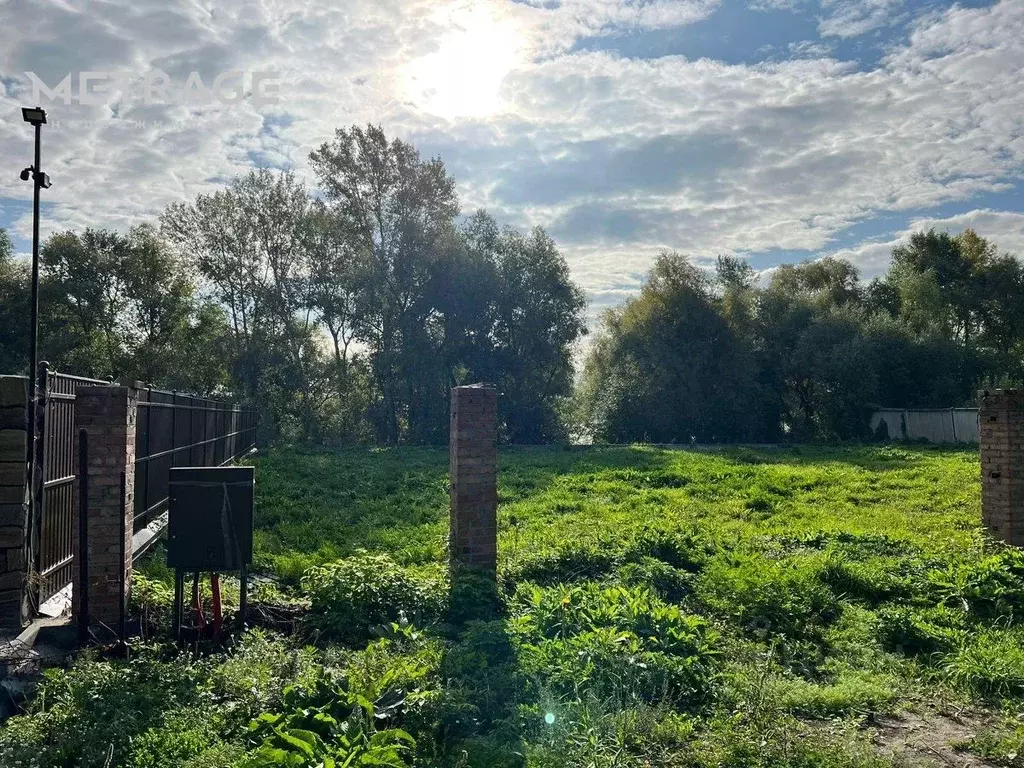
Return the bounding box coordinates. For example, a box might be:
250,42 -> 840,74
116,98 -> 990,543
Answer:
870,707 -> 1001,767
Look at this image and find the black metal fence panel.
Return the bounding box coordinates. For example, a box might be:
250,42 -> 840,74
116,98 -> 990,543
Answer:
36,370 -> 107,607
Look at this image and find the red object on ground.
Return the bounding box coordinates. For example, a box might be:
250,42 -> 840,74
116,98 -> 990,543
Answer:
211,573 -> 223,638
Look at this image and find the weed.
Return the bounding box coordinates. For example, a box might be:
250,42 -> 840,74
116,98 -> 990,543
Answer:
301,551 -> 445,644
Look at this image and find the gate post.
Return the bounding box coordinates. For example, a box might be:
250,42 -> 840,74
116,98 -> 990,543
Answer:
449,384 -> 498,574
74,384 -> 137,638
0,376 -> 30,630
980,389 -> 1024,546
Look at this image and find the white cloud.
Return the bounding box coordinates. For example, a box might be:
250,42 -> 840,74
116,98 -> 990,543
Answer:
0,0 -> 1022,323
818,0 -> 904,38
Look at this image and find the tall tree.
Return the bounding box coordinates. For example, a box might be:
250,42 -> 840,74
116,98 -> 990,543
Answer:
162,169 -> 322,436
309,124 -> 459,443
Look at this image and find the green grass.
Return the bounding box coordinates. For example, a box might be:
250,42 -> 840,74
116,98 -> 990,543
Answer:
7,443 -> 1024,767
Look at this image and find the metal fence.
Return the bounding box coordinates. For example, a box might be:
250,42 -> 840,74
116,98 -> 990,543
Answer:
35,370 -> 108,607
134,388 -> 258,532
869,407 -> 979,444
33,370 -> 256,607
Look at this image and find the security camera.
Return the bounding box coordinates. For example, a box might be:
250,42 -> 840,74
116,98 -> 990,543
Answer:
19,167 -> 31,181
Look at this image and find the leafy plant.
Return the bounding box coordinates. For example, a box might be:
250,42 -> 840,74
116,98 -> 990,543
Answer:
302,551 -> 444,644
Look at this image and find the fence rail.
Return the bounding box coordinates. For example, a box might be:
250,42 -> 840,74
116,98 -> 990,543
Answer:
32,369 -> 256,607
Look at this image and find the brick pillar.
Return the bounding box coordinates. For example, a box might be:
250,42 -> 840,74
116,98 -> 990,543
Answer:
980,389 -> 1024,546
74,385 -> 137,636
0,376 -> 30,630
450,385 -> 498,574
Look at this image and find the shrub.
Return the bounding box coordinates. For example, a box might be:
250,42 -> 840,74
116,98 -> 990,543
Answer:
507,542 -> 619,586
817,550 -> 908,605
441,621 -> 530,732
768,670 -> 898,718
511,583 -> 718,707
616,557 -> 694,603
448,569 -> 505,625
0,650 -> 215,768
623,525 -> 713,572
301,552 -> 445,644
927,548 -> 1024,620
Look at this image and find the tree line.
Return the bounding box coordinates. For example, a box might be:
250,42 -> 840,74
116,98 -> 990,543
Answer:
3,123 -> 1020,445
0,125 -> 587,444
574,229 -> 1024,442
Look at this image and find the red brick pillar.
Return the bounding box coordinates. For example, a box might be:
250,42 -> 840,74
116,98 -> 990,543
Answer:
450,385 -> 498,573
74,385 -> 137,636
980,389 -> 1024,546
0,376 -> 30,629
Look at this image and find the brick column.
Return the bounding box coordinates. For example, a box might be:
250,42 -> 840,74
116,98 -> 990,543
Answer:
74,385 -> 137,636
0,376 -> 30,630
450,385 -> 498,574
980,389 -> 1024,546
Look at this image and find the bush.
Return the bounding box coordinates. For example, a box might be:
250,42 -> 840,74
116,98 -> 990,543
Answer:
302,552 -> 445,644
616,557 -> 694,603
0,650 -> 215,768
441,621 -> 530,732
817,550 -> 907,605
511,582 -> 718,707
926,548 -> 1024,620
768,670 -> 897,718
506,542 -> 619,586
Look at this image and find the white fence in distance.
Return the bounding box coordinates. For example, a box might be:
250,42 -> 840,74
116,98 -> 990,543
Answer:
869,408 -> 979,444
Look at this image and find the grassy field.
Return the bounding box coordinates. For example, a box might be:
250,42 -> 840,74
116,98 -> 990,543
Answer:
4,444 -> 1024,767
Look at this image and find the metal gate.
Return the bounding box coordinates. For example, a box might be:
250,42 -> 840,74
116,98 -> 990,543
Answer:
35,368 -> 108,607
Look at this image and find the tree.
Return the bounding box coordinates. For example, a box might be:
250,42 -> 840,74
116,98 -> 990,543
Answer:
579,252 -> 762,443
162,169 -> 321,437
0,229 -> 29,374
309,124 -> 459,443
38,226 -> 229,391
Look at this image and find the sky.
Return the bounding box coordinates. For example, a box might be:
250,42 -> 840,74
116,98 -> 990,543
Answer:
1,0 -> 1023,325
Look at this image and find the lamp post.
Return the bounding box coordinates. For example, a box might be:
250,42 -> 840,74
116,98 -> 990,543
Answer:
20,106 -> 51,557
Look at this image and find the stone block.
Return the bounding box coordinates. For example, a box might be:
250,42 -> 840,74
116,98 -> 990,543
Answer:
0,377 -> 27,408
0,461 -> 27,486
0,429 -> 27,458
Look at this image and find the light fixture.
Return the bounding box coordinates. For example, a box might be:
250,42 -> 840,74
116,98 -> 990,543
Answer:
21,106 -> 47,125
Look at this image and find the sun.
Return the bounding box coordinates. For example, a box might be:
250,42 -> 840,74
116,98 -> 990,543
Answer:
402,5 -> 522,120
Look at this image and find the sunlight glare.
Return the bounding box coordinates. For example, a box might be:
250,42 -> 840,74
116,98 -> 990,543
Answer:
403,6 -> 521,119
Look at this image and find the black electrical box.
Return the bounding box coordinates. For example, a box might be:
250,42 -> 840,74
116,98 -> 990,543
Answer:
167,466 -> 254,571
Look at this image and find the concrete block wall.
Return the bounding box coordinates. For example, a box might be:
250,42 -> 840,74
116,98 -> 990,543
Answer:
979,389 -> 1024,546
74,385 -> 137,635
0,376 -> 30,630
449,385 -> 498,573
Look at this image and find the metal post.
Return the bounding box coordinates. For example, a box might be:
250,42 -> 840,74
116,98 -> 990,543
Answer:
26,120 -> 42,530
118,470 -> 127,644
238,563 -> 247,629
173,569 -> 184,642
31,361 -> 48,612
77,429 -> 89,645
